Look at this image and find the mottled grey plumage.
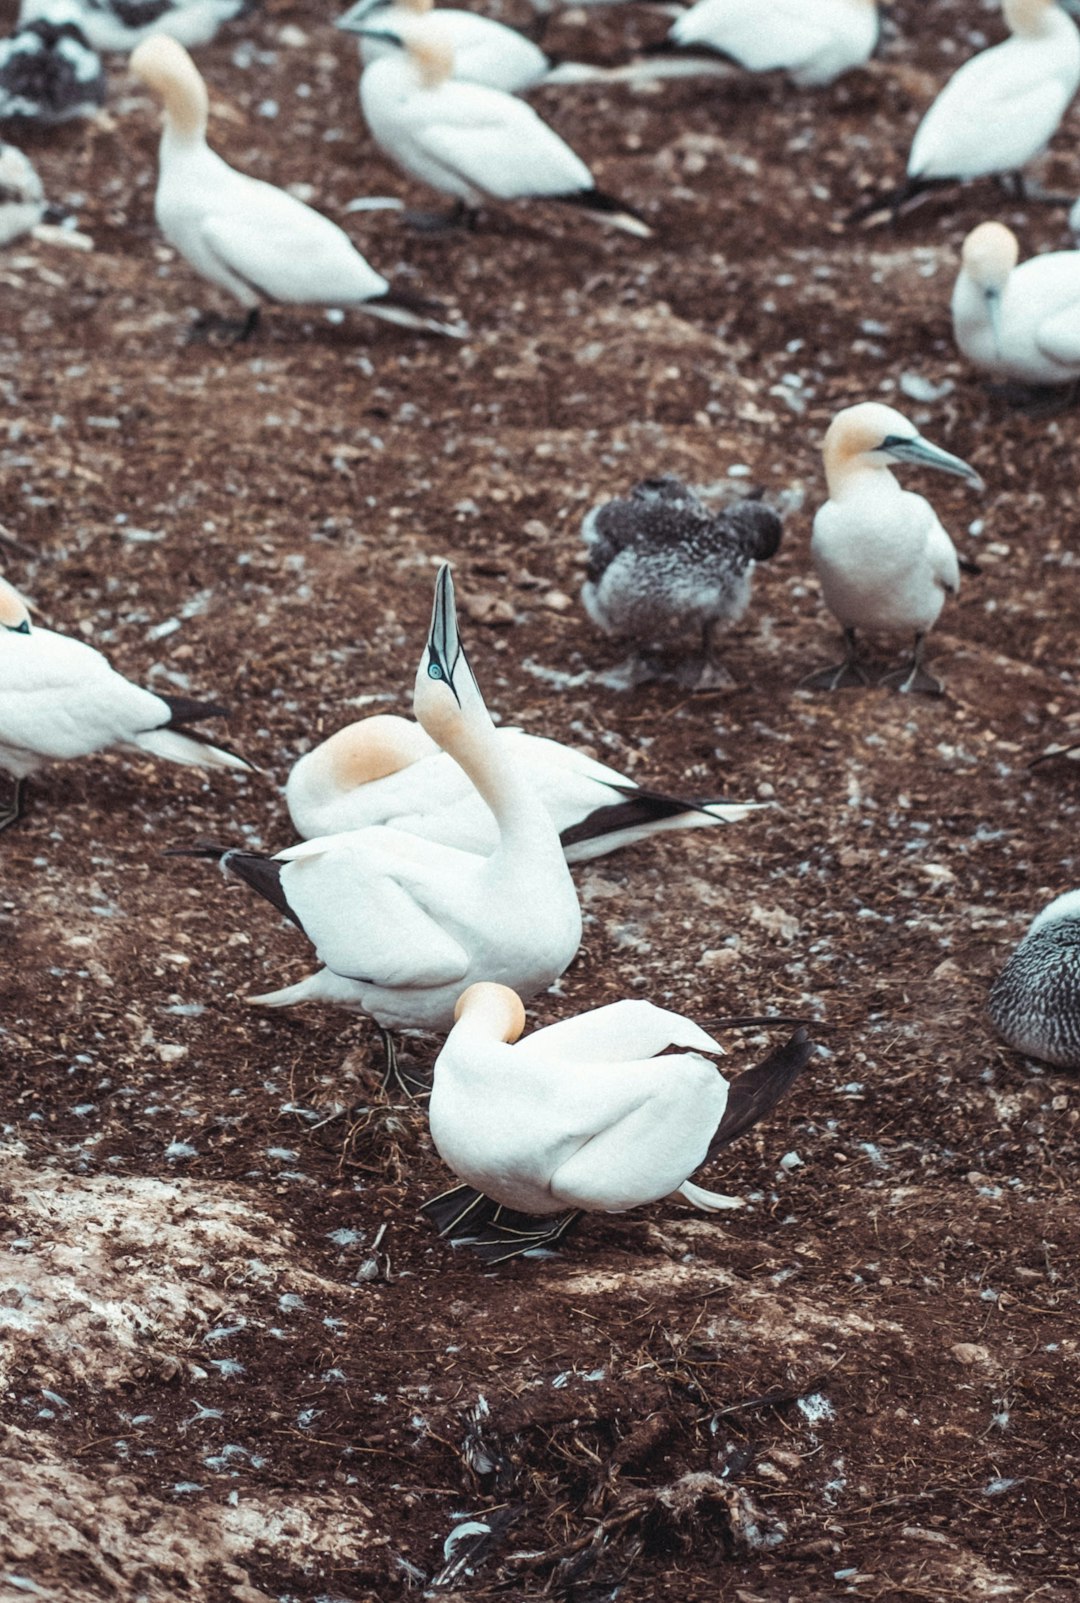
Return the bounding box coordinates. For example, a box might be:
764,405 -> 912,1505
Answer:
580,476 -> 782,685
0,14 -> 104,125
988,890 -> 1080,1068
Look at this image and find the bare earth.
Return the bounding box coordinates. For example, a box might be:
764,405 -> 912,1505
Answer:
2,1 -> 1079,1598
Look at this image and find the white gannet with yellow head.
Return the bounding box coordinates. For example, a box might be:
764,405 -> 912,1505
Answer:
356,17 -> 651,235
953,221 -> 1080,389
0,574 -> 250,829
424,984 -> 814,1261
337,0 -> 553,93
804,403 -> 983,695
285,714 -> 760,861
182,567 -> 583,1032
129,33 -> 462,340
667,0 -> 879,87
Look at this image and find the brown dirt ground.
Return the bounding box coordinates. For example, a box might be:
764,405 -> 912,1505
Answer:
2,0 -> 1080,1598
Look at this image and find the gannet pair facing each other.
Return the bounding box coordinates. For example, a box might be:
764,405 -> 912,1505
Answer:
0,575 -> 250,830
356,19 -> 651,237
425,985 -> 814,1261
662,0 -> 879,88
953,222 -> 1080,393
287,714 -> 760,861
18,0 -> 248,53
0,5 -> 105,125
580,476 -> 782,688
130,35 -> 462,342
805,403 -> 983,696
989,890 -> 1080,1068
181,567 -> 582,1032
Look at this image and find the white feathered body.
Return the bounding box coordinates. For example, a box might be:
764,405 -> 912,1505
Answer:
952,248 -> 1080,385
359,8 -> 550,92
18,0 -> 247,53
0,141 -> 44,247
671,0 -> 878,87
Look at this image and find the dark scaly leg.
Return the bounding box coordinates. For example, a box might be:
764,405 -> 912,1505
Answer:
880,632 -> 944,696
0,776 -> 26,833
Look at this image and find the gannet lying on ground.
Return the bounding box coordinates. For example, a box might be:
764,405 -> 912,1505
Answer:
0,7 -> 105,124
660,0 -> 879,87
130,34 -> 462,341
424,984 -> 814,1262
0,142 -> 45,246
18,0 -> 250,53
953,221 -> 1080,392
286,713 -> 761,860
0,575 -> 251,830
580,476 -> 782,688
357,20 -> 651,235
989,890 -> 1080,1067
178,568 -> 582,1032
804,402 -> 983,695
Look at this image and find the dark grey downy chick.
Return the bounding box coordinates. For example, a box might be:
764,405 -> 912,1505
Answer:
580,476 -> 782,688
988,890 -> 1080,1068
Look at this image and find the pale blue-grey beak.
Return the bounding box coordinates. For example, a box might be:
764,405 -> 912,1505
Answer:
881,433 -> 985,491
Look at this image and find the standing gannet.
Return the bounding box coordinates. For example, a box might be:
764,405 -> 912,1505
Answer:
0,8 -> 105,124
178,567 -> 582,1032
989,891 -> 1080,1067
662,0 -> 879,87
580,476 -> 782,688
286,713 -> 762,860
424,985 -> 814,1261
0,576 -> 251,829
804,403 -> 983,695
952,221 -> 1080,390
129,34 -> 462,341
357,20 -> 651,236
18,0 -> 249,53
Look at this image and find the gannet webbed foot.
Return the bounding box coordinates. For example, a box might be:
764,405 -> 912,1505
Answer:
186,307 -> 261,345
800,659 -> 871,692
682,656 -> 738,691
0,777 -> 26,834
421,1183 -> 582,1263
376,1026 -> 430,1100
880,661 -> 944,696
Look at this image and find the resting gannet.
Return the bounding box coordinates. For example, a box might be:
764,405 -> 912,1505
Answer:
989,890 -> 1080,1067
424,985 -> 813,1261
178,568 -> 582,1032
580,476 -> 782,687
0,575 -> 251,830
0,142 -> 45,246
804,403 -> 983,695
18,0 -> 249,53
130,34 -> 462,341
286,713 -> 761,860
339,0 -> 552,93
953,221 -> 1080,390
662,0 -> 879,87
0,8 -> 105,124
357,20 -> 651,236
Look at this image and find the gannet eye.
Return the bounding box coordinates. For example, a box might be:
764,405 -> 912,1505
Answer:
428,662 -> 443,679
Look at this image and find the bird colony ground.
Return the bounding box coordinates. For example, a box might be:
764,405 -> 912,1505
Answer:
2,1 -> 1080,1599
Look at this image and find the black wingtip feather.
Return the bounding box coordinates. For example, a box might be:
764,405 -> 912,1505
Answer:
706,1026 -> 813,1160
164,842 -> 302,930
421,1185 -> 583,1263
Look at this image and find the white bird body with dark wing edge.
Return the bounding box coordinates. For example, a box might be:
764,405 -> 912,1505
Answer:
989,890 -> 1080,1067
669,0 -> 879,87
18,0 -> 249,53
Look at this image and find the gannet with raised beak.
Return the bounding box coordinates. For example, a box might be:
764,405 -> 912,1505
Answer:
952,221 -> 1080,390
286,713 -> 761,860
0,576 -> 251,829
17,0 -> 247,53
664,0 -> 879,87
989,890 -> 1080,1067
178,568 -> 582,1032
804,402 -> 983,695
130,33 -> 462,340
357,20 -> 651,236
0,7 -> 105,124
424,985 -> 813,1261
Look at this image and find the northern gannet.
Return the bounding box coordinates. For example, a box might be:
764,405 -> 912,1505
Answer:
580,475 -> 782,687
18,0 -> 249,53
130,34 -> 462,341
989,890 -> 1080,1067
662,0 -> 879,87
804,402 -> 983,695
338,0 -> 553,93
952,221 -> 1080,390
357,21 -> 652,236
0,142 -> 45,246
424,984 -> 813,1261
286,713 -> 761,860
0,9 -> 105,124
0,575 -> 251,830
179,568 -> 583,1032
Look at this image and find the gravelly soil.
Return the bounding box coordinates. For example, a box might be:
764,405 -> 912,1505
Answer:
2,1 -> 1079,1599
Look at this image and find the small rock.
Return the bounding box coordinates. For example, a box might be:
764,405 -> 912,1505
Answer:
461,592 -> 517,627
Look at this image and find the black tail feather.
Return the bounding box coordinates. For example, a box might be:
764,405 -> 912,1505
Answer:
552,187 -> 652,236
164,842 -> 302,930
706,1026 -> 813,1160
157,694 -> 231,726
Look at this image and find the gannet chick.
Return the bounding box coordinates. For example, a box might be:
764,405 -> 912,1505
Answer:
0,8 -> 105,124
357,22 -> 652,237
953,221 -> 1080,392
580,476 -> 782,688
805,402 -> 983,695
177,567 -> 582,1032
663,0 -> 879,87
0,576 -> 251,830
286,713 -> 762,861
424,986 -> 813,1262
0,142 -> 45,246
130,34 -> 462,342
18,0 -> 250,53
989,890 -> 1080,1066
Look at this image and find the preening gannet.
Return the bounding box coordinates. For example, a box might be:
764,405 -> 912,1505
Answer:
989,890 -> 1080,1067
0,142 -> 45,246
357,21 -> 652,236
338,0 -> 552,93
953,221 -> 1080,390
424,984 -> 813,1262
178,567 -> 582,1032
0,575 -> 251,830
130,34 -> 462,341
18,0 -> 249,53
804,402 -> 983,695
663,0 -> 879,87
286,713 -> 761,861
0,8 -> 105,124
580,476 -> 782,688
